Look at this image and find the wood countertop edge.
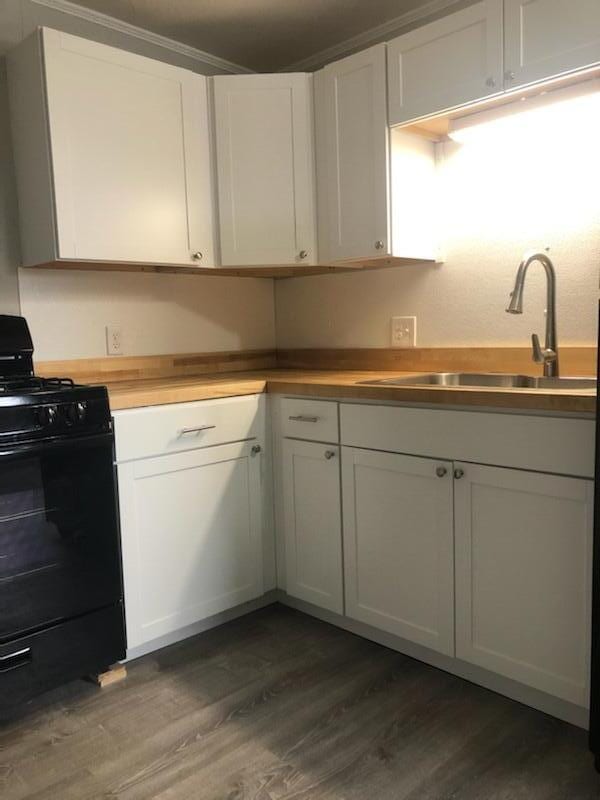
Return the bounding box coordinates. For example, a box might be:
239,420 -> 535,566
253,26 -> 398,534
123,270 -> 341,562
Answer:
107,372 -> 596,415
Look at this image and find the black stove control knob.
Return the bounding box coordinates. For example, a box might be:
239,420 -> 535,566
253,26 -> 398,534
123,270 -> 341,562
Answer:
65,401 -> 87,426
36,405 -> 58,427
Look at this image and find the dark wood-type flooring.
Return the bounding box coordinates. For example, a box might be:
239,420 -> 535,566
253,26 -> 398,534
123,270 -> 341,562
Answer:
1,604 -> 599,799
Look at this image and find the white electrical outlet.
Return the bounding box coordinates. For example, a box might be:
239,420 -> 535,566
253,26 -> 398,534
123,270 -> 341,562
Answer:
391,316 -> 417,348
106,325 -> 123,356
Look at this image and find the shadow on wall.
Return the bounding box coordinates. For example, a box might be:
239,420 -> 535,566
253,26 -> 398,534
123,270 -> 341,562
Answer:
0,57 -> 21,314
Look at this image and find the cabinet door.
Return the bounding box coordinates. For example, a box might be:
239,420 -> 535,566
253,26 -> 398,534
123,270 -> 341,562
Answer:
387,0 -> 503,125
213,74 -> 316,266
43,28 -> 215,266
504,0 -> 600,90
342,448 -> 454,655
454,463 -> 592,706
315,45 -> 390,262
282,439 -> 343,614
119,441 -> 263,650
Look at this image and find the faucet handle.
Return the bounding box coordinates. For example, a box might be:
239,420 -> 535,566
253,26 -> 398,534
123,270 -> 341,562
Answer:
531,333 -> 544,363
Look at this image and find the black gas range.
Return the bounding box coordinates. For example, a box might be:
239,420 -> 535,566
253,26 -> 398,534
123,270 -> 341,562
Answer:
0,315 -> 125,716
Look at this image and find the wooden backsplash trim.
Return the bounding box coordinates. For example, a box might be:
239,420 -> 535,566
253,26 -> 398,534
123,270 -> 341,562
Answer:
36,346 -> 597,384
36,349 -> 278,383
275,347 -> 598,376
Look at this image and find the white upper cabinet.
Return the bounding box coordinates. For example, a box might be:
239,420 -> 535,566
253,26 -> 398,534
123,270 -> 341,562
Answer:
504,0 -> 600,90
387,0 -> 504,125
212,74 -> 317,267
8,28 -> 215,268
315,45 -> 439,264
315,45 -> 390,262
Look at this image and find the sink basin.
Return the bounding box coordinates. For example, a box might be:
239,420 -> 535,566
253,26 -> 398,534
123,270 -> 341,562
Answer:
360,373 -> 596,390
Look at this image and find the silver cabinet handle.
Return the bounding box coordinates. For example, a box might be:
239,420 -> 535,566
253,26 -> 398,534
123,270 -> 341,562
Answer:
436,466 -> 447,478
191,251 -> 203,261
178,425 -> 216,436
288,415 -> 318,423
251,444 -> 262,455
505,70 -> 515,82
324,450 -> 336,460
485,76 -> 496,88
298,250 -> 308,260
0,647 -> 31,662
375,240 -> 385,250
454,468 -> 465,480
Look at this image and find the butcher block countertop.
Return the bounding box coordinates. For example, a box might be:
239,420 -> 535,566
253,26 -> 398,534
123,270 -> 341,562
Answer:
106,369 -> 596,415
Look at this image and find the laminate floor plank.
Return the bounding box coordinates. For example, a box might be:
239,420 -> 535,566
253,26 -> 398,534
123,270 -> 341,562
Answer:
0,604 -> 598,799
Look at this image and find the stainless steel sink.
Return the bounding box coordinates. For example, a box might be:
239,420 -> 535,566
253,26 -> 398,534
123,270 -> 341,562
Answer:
360,373 -> 596,390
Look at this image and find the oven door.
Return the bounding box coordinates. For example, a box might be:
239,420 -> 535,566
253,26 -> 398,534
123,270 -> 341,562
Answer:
0,433 -> 123,642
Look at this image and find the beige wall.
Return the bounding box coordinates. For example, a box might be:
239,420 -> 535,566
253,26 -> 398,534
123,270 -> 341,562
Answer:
19,268 -> 275,361
276,95 -> 600,349
2,0 -> 277,358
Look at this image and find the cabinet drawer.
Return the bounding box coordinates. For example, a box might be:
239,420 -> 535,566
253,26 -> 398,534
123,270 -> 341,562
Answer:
281,398 -> 339,442
340,403 -> 595,478
0,605 -> 125,714
114,395 -> 264,462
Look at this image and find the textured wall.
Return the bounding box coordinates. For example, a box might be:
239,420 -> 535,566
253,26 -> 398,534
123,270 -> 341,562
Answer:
20,268 -> 275,361
276,95 -> 600,348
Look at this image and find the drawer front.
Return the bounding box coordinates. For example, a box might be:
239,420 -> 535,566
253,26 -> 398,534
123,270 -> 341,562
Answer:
0,605 -> 125,715
281,398 -> 339,443
340,403 -> 595,478
114,395 -> 264,462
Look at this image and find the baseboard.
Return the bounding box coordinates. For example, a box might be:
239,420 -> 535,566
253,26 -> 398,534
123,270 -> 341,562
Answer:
123,590 -> 279,661
276,591 -> 590,730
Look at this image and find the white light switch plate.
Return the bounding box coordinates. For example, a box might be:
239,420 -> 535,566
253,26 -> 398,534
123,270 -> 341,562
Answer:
106,325 -> 123,355
391,316 -> 417,348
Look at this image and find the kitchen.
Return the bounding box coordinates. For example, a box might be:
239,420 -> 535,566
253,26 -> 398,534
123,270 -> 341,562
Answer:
1,0 -> 600,797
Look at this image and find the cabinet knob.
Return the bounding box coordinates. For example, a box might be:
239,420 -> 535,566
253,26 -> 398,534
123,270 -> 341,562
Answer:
324,450 -> 336,460
454,468 -> 465,480
436,466 -> 447,478
251,444 -> 262,455
192,251 -> 203,261
485,77 -> 496,88
504,70 -> 515,82
298,250 -> 308,260
375,240 -> 385,250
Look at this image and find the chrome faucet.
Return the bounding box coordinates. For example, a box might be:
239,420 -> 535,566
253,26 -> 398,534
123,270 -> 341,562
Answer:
506,251 -> 559,377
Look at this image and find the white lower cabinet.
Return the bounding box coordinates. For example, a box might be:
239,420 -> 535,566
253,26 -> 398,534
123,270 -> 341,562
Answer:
118,440 -> 264,650
454,462 -> 593,706
341,447 -> 455,656
281,438 -> 343,614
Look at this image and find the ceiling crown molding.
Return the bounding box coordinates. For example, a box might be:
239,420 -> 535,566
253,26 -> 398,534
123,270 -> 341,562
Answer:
30,0 -> 254,73
281,0 -> 466,72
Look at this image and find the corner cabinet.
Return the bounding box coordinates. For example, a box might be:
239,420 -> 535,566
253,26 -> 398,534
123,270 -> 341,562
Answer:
281,438 -> 343,614
504,0 -> 600,90
212,74 -> 317,267
454,462 -> 592,706
387,0 -> 504,126
8,27 -> 216,268
341,447 -> 455,655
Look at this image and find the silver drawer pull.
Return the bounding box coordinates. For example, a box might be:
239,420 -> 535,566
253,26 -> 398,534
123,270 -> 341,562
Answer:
0,647 -> 31,662
288,415 -> 319,423
178,425 -> 216,436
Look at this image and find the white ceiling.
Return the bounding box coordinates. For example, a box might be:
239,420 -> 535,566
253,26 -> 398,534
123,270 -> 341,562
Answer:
68,0 -> 451,71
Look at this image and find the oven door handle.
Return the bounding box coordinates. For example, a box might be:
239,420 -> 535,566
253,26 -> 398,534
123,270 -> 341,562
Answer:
0,432 -> 113,460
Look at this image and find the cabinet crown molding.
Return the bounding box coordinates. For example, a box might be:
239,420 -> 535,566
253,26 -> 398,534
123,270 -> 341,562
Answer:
30,0 -> 254,74
281,0 -> 466,72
